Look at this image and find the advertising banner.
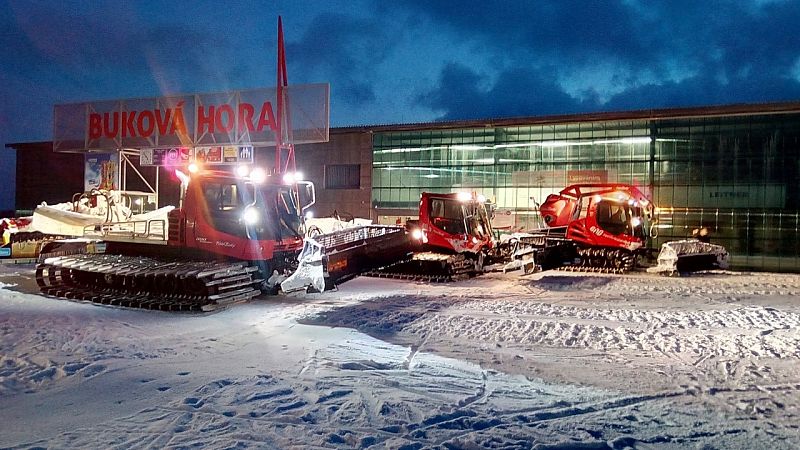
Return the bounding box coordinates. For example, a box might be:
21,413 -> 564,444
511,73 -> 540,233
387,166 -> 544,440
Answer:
139,147 -> 191,167
54,84 -> 330,153
84,153 -> 119,191
491,208 -> 516,229
511,170 -> 612,187
139,145 -> 254,167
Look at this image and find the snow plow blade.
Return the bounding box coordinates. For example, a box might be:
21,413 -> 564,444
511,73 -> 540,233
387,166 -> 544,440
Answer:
647,239 -> 729,275
281,225 -> 413,293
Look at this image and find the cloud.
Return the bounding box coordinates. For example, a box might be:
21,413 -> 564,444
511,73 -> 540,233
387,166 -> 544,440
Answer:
391,1 -> 653,67
421,60 -> 800,122
394,0 -> 800,69
605,72 -> 800,111
2,0 -> 800,144
419,63 -> 592,120
287,13 -> 401,107
400,0 -> 800,120
4,7 -> 211,99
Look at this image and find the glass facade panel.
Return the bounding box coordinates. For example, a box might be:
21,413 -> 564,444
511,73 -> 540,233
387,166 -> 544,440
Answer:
372,112 -> 800,271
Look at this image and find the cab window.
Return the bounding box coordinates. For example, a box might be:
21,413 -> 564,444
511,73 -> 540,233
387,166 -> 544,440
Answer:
596,201 -> 629,235
203,183 -> 250,212
200,181 -> 254,238
429,198 -> 466,235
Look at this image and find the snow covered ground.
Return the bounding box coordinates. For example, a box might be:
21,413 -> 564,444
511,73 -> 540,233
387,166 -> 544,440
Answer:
1,263 -> 799,449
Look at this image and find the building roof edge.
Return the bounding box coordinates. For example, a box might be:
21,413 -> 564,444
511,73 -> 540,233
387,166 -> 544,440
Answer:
335,100 -> 800,132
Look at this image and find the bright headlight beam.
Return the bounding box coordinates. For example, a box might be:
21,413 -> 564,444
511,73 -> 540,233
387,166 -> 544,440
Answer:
250,168 -> 267,183
243,207 -> 259,225
457,192 -> 472,202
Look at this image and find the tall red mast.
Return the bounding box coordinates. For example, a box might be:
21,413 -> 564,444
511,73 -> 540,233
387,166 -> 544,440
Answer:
275,16 -> 295,175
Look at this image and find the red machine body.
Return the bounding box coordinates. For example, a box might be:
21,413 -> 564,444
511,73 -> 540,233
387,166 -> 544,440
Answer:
415,192 -> 495,255
167,169 -> 310,268
531,183 -> 729,274
540,183 -> 654,252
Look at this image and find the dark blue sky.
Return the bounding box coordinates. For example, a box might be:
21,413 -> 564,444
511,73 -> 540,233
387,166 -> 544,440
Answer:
2,0 -> 800,208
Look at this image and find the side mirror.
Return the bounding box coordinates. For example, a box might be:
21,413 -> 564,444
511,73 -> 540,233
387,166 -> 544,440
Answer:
297,181 -> 316,212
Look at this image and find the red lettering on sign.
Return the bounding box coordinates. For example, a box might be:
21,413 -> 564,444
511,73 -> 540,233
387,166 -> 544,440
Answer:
104,112 -> 119,139
84,99 -> 278,141
123,111 -> 136,138
216,104 -> 234,133
238,103 -> 255,133
197,105 -> 215,134
89,113 -> 102,139
137,110 -> 155,137
170,102 -> 188,136
155,109 -> 171,135
256,101 -> 277,132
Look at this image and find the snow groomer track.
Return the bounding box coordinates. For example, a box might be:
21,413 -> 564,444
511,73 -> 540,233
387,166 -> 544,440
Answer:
364,251 -> 475,282
35,254 -> 262,311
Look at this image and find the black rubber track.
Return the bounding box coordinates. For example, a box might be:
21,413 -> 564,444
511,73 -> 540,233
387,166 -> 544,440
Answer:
35,254 -> 262,312
557,247 -> 636,274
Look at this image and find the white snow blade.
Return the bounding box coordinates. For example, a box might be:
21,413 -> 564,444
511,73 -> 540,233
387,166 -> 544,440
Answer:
502,244 -> 538,274
281,237 -> 327,293
647,239 -> 729,275
281,225 -> 412,294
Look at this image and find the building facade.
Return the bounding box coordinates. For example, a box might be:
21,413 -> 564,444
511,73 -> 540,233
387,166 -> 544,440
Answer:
361,103 -> 800,272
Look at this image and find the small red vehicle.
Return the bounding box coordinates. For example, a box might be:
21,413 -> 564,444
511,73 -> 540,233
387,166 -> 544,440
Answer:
401,191 -> 497,278
530,183 -> 656,271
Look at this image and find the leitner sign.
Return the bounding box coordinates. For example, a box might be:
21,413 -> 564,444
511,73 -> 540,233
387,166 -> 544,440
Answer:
53,84 -> 329,153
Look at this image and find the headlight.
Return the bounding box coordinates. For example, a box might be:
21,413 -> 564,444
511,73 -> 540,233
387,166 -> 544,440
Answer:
236,165 -> 250,178
282,171 -> 304,184
243,207 -> 259,225
411,228 -> 423,240
250,168 -> 267,184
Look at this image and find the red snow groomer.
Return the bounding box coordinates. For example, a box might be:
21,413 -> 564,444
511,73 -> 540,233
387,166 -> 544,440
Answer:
540,183 -> 653,270
513,183 -> 656,272
400,191 -> 497,279
281,191 -> 499,293
34,168 -> 320,310
516,183 -> 728,274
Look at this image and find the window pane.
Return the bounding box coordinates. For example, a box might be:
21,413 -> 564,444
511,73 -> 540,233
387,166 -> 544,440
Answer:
325,164 -> 361,189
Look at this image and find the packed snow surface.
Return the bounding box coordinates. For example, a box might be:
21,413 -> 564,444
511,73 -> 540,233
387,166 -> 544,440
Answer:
1,264 -> 799,449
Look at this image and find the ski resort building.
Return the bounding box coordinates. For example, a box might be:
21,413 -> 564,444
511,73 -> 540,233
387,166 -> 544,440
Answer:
305,101 -> 800,272
6,101 -> 800,272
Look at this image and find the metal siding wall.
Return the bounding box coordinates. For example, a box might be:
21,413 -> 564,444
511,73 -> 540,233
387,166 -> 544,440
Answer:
298,130 -> 373,220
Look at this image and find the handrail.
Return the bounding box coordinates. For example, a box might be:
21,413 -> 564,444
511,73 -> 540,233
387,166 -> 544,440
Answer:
83,218 -> 168,241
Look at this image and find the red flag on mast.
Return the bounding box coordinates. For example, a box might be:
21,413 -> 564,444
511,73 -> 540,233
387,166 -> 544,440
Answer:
275,16 -> 295,175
